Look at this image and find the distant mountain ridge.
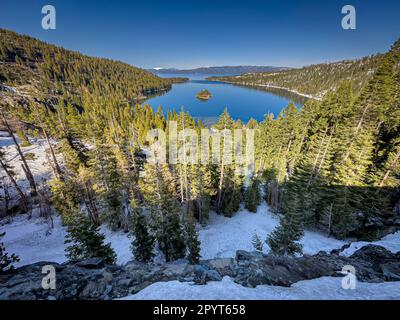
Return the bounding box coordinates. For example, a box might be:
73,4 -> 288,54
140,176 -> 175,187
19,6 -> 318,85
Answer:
148,65 -> 291,75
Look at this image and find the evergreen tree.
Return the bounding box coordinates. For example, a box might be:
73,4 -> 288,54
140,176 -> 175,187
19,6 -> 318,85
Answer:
0,148 -> 26,204
267,214 -> 303,256
244,175 -> 261,212
65,213 -> 116,264
140,162 -> 186,262
185,218 -> 201,264
49,177 -> 79,225
0,113 -> 37,196
0,232 -> 19,273
130,205 -> 154,263
15,128 -> 31,147
251,233 -> 263,252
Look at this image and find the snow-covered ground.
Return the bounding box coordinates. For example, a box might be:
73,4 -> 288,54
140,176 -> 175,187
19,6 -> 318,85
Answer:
340,231 -> 400,256
0,132 -> 55,196
200,203 -> 346,259
0,212 -> 132,267
2,205 -> 400,268
2,130 -> 398,267
121,276 -> 400,300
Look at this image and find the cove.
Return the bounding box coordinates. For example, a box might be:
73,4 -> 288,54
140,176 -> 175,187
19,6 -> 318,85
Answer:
143,73 -> 307,124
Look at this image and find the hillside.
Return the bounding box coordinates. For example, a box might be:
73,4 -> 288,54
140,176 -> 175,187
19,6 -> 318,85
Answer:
208,55 -> 383,99
0,29 -> 173,107
149,65 -> 290,75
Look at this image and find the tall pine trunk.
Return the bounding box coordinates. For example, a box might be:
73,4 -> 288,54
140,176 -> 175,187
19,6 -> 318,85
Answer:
1,116 -> 37,196
0,158 -> 26,203
43,129 -> 63,178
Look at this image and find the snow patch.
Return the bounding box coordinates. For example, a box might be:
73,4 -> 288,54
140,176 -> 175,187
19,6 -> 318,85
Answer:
120,276 -> 400,300
340,231 -> 400,257
0,212 -> 133,267
200,203 -> 346,259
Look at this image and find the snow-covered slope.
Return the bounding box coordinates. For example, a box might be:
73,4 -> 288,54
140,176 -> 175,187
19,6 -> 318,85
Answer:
200,203 -> 346,259
120,276 -> 400,300
2,204 -> 400,268
1,202 -> 345,267
0,212 -> 132,267
2,130 -> 399,268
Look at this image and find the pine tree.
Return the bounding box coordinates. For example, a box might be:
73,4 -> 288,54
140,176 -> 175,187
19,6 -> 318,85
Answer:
76,165 -> 101,226
87,142 -> 123,229
15,128 -> 31,147
266,202 -> 304,256
0,232 -> 19,273
244,175 -> 261,212
65,213 -> 116,264
130,205 -> 154,263
251,233 -> 263,252
50,177 -> 80,225
185,218 -> 201,264
140,162 -> 186,262
188,163 -> 213,225
0,148 -> 26,204
0,113 -> 37,196
59,138 -> 82,175
219,167 -> 243,217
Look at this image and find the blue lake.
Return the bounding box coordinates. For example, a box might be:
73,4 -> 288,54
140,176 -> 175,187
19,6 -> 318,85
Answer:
144,74 -> 307,124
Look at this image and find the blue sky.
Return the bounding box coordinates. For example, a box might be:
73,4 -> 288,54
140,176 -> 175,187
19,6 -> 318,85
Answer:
1,0 -> 399,68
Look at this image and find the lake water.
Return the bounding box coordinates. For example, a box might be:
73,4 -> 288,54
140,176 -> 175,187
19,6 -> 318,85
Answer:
144,74 -> 307,124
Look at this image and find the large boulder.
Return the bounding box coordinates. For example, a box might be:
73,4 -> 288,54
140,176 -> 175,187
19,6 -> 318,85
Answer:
203,258 -> 236,277
76,258 -> 105,269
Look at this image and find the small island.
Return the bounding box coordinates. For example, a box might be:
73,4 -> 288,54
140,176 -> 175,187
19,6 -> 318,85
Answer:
196,89 -> 212,100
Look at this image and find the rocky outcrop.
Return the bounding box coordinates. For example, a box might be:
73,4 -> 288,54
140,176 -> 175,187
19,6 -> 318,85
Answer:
0,245 -> 399,300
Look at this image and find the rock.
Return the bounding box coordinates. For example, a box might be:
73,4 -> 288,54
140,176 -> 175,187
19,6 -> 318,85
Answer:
1,244 -> 399,299
204,258 -> 235,277
117,278 -> 133,287
350,245 -> 396,267
76,258 -> 105,269
236,250 -> 264,261
194,268 -> 222,285
102,285 -> 113,300
204,270 -> 222,282
381,262 -> 400,281
193,264 -> 209,274
81,281 -> 103,298
234,253 -> 337,287
101,270 -> 114,283
162,263 -> 188,278
330,243 -> 351,255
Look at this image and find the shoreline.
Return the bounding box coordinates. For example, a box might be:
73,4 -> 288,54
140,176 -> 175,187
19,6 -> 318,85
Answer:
209,79 -> 323,101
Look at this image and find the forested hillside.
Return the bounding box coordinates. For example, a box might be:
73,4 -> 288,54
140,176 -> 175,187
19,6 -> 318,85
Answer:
0,29 -> 173,107
209,55 -> 383,99
0,30 -> 399,269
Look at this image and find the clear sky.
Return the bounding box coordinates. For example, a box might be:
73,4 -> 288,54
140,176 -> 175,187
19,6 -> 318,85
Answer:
1,0 -> 399,69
